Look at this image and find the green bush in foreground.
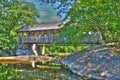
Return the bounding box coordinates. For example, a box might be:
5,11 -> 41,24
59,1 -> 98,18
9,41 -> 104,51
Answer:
0,64 -> 24,80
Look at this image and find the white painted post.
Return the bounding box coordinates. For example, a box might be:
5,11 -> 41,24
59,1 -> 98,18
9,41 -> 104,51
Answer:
32,44 -> 38,56
41,45 -> 45,55
31,61 -> 35,68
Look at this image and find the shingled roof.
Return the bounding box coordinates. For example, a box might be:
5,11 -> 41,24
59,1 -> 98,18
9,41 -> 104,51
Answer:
17,21 -> 63,32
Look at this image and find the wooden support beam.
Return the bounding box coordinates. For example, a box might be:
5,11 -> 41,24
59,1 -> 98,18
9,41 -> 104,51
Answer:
0,55 -> 53,64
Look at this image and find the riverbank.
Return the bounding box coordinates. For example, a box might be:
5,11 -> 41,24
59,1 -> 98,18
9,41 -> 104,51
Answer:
60,46 -> 120,80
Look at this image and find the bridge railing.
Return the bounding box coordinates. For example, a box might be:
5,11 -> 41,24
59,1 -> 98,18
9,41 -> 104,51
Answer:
20,36 -> 66,44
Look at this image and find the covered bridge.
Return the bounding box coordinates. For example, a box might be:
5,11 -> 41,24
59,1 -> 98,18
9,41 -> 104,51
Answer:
16,21 -> 66,55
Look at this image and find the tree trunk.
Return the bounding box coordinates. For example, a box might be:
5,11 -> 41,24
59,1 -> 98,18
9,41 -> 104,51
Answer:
96,25 -> 106,45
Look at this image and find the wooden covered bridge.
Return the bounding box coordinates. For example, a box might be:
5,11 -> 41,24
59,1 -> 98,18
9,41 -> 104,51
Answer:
17,21 -> 65,44
16,21 -> 101,55
16,21 -> 66,55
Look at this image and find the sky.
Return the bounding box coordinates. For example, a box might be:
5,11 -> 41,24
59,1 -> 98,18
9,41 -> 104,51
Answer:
26,0 -> 76,22
26,0 -> 61,22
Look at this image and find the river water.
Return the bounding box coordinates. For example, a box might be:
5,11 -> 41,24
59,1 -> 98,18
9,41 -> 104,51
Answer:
16,64 -> 83,80
0,63 -> 97,80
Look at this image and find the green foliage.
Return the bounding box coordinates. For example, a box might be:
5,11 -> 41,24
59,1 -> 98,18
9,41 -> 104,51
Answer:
61,0 -> 120,45
0,64 -> 24,80
46,45 -> 88,54
0,0 -> 39,53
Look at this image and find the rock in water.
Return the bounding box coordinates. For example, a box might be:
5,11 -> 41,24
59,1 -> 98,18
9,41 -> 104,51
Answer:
60,46 -> 120,80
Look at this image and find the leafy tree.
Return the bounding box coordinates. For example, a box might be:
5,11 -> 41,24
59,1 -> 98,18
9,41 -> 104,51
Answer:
61,0 -> 120,46
0,0 -> 39,53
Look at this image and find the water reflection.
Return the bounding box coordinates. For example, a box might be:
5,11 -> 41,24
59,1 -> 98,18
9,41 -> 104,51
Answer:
17,66 -> 82,80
